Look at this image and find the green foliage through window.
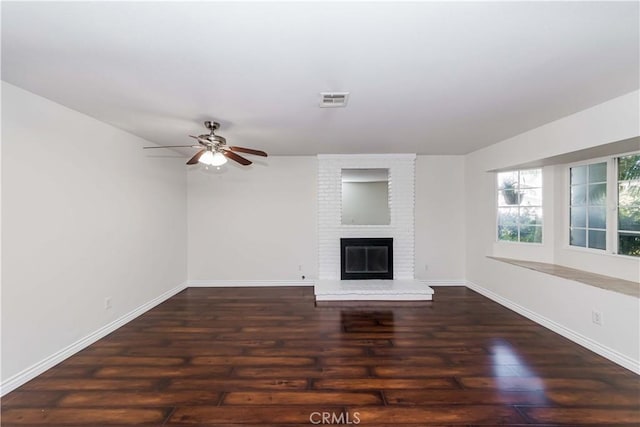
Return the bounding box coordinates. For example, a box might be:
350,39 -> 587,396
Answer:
618,154 -> 640,256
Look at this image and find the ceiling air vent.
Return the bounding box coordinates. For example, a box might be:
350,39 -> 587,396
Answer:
320,92 -> 349,108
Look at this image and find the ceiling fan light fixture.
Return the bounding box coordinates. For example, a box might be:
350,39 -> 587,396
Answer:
198,150 -> 215,166
206,151 -> 227,166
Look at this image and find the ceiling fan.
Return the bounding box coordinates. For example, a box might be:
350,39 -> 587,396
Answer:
143,121 -> 267,166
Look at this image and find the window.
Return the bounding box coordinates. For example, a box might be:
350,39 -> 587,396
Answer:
617,154 -> 640,256
497,169 -> 542,243
567,152 -> 640,257
569,162 -> 607,250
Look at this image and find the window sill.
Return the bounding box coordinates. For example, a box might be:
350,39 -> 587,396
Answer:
563,245 -> 640,261
496,240 -> 544,246
487,256 -> 639,298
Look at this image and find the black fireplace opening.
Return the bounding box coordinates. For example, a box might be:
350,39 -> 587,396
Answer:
340,238 -> 393,280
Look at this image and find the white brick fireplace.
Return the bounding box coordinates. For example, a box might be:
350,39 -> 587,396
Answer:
317,154 -> 417,280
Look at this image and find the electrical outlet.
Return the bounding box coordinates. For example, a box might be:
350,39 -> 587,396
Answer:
592,310 -> 603,326
105,297 -> 112,310
424,264 -> 429,271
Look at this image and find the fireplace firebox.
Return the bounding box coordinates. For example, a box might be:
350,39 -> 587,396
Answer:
340,238 -> 393,280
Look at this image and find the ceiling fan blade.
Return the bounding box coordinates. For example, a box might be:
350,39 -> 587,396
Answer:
228,146 -> 268,157
143,145 -> 200,149
223,150 -> 252,166
186,149 -> 206,165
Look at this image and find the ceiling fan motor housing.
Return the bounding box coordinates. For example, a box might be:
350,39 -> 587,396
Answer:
204,121 -> 220,131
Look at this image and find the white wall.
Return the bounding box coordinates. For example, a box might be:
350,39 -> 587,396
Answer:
1,82 -> 187,387
341,181 -> 390,225
187,154 -> 467,283
465,90 -> 640,372
415,155 -> 466,282
187,157 -> 317,282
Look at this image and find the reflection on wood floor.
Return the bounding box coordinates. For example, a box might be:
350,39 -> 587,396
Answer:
2,286 -> 639,425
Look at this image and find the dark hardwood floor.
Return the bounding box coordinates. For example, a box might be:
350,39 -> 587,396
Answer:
2,286 -> 639,426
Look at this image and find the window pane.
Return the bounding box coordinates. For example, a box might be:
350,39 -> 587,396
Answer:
498,190 -> 523,206
588,162 -> 607,183
571,166 -> 587,185
570,228 -> 586,247
498,171 -> 518,190
619,207 -> 640,232
619,181 -> 640,207
520,207 -> 542,226
500,189 -> 522,205
520,169 -> 542,188
618,154 -> 640,181
571,185 -> 586,206
588,230 -> 606,250
619,232 -> 640,256
498,225 -> 519,241
498,207 -> 518,225
588,207 -> 606,229
520,226 -> 542,243
520,188 -> 542,206
571,207 -> 586,228
588,184 -> 607,205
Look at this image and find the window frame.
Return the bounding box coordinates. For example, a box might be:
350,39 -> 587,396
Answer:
567,157 -> 610,252
565,151 -> 640,258
495,168 -> 544,245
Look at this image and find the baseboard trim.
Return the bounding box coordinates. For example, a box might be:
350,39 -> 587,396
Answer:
0,282 -> 187,396
187,280 -> 314,287
422,279 -> 467,287
465,280 -> 640,375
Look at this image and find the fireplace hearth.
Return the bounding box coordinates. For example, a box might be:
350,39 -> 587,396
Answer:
340,238 -> 393,280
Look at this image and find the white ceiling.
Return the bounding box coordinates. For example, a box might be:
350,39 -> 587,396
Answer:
2,2 -> 638,155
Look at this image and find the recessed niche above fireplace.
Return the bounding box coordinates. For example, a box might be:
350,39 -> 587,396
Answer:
341,238 -> 393,280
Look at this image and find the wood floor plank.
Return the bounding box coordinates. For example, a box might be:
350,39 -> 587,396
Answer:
282,339 -> 392,347
384,389 -> 549,405
371,346 -> 487,356
321,355 -> 445,366
373,364 -> 520,377
245,347 -> 366,357
122,346 -> 244,357
520,407 -> 640,424
233,366 -> 368,378
58,390 -> 220,407
313,378 -> 458,390
459,376 -> 612,391
19,378 -> 159,391
190,356 -> 315,366
1,408 -> 167,424
94,366 -> 231,378
167,378 -> 308,391
222,391 -> 383,405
